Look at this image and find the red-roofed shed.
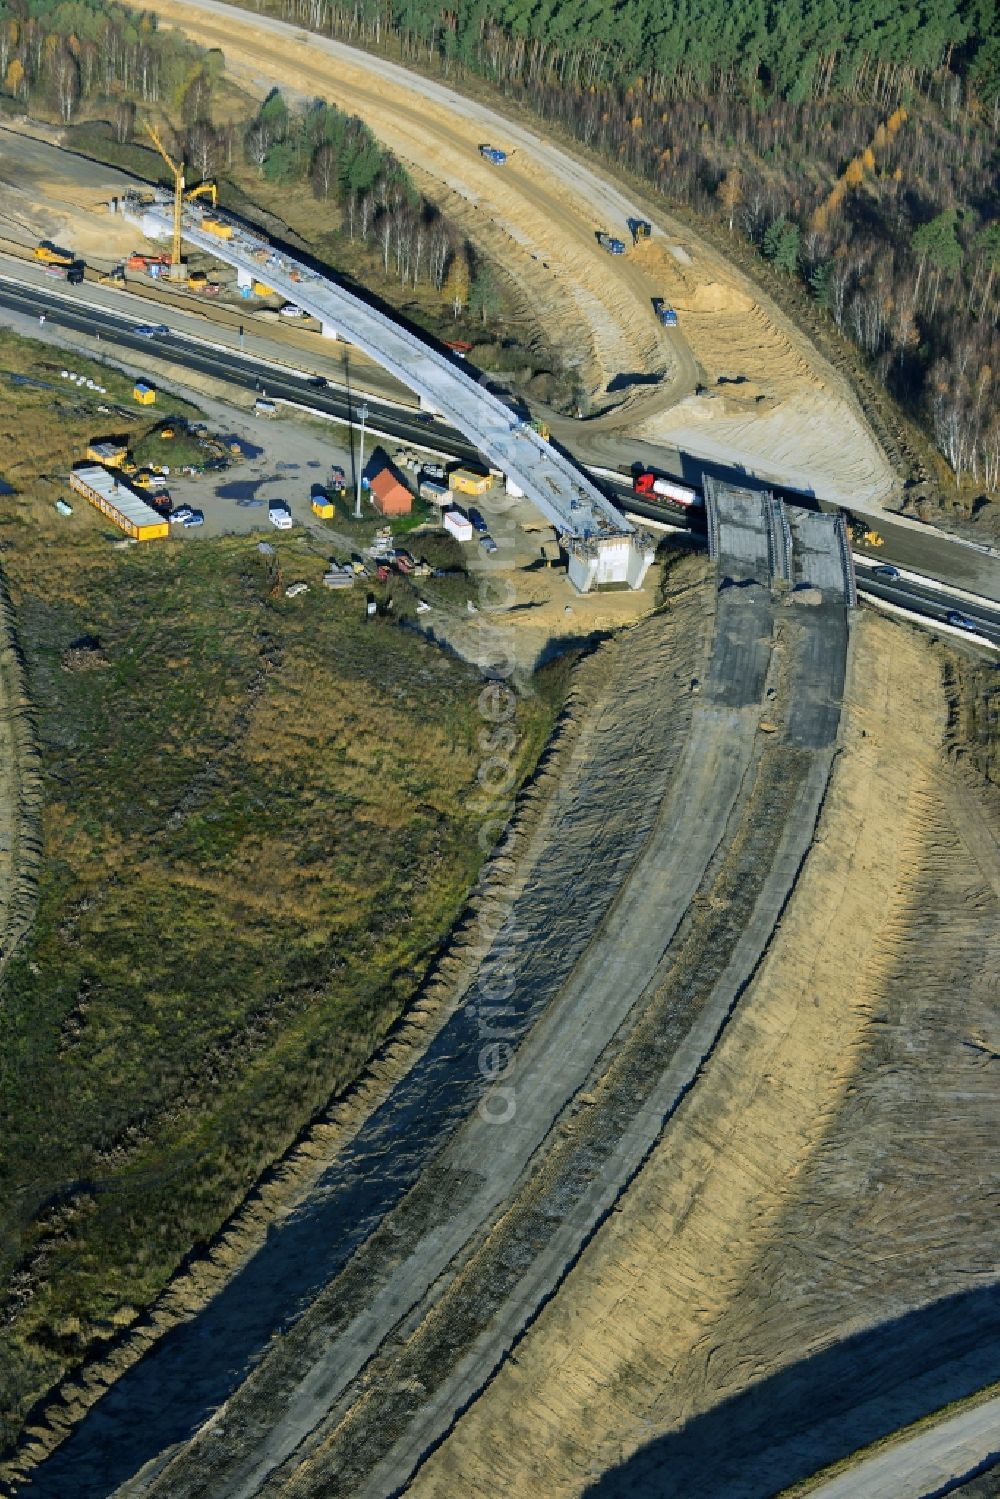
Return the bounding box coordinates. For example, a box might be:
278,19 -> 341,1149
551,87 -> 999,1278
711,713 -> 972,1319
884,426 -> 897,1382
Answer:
369,467 -> 412,517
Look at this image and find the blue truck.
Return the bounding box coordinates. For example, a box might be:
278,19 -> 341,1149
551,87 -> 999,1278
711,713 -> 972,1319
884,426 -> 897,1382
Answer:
597,231 -> 626,255
652,298 -> 679,327
480,145 -> 508,165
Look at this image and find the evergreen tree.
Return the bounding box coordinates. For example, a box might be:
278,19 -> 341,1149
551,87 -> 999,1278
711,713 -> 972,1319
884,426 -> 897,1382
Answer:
762,215 -> 800,274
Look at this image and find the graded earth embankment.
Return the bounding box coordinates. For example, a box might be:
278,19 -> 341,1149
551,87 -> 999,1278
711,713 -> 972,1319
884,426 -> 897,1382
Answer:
0,573 -> 40,981
406,613 -> 1000,1499
106,555 -> 849,1497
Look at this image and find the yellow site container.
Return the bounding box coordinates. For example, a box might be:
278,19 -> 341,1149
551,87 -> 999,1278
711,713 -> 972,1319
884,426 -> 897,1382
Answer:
252,280 -> 274,297
69,466 -> 169,542
311,497 -> 335,518
133,382 -> 156,405
448,467 -> 492,496
85,441 -> 127,467
201,218 -> 233,239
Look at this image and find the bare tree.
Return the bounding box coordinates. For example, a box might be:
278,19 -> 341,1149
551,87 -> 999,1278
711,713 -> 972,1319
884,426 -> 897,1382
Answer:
50,44 -> 79,124
186,120 -> 221,182
181,70 -> 213,125
378,209 -> 392,274
429,224 -> 451,290
112,100 -> 135,145
311,141 -> 337,199
244,122 -> 270,174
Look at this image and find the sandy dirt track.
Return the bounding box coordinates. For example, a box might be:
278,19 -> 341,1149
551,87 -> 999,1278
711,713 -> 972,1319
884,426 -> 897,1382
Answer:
141,0 -> 895,506
407,615 -> 1000,1499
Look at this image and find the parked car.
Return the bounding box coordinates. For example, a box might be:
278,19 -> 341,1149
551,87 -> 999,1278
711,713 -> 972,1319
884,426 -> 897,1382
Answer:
946,609 -> 978,632
479,533 -> 498,554
170,505 -> 193,524
182,509 -> 205,527
468,507 -> 489,534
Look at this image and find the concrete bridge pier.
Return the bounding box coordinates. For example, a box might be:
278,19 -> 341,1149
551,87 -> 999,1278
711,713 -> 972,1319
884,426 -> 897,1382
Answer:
320,321 -> 339,339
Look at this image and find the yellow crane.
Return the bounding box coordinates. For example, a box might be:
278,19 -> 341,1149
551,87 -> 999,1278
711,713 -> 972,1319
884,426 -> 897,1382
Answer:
146,121 -> 184,273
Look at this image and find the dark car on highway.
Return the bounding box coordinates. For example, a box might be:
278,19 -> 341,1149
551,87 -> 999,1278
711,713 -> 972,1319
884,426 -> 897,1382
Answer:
871,563 -> 900,579
945,609 -> 978,633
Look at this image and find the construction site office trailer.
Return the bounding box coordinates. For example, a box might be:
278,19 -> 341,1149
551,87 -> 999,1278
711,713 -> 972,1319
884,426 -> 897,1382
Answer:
69,465 -> 169,541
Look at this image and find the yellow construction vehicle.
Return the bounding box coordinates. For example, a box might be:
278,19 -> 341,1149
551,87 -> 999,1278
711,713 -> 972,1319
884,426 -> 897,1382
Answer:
849,516 -> 885,548
35,240 -> 75,266
146,122 -> 184,274
186,181 -> 217,207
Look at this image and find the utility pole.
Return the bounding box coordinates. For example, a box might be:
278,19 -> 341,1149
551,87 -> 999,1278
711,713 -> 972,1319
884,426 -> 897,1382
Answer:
355,401 -> 368,519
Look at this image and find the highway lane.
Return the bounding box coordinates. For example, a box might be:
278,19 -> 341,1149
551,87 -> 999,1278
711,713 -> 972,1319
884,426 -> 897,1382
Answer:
3,277 -> 999,643
0,276 -> 483,464
856,572 -> 1000,646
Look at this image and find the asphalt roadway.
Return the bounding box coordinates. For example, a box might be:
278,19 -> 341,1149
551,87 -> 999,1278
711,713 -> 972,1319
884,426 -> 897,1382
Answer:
2,272 -> 1000,613
806,1394 -> 1000,1499
855,570 -> 1000,646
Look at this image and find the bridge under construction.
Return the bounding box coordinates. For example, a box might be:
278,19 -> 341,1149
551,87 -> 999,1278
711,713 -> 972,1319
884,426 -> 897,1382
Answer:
117,190 -> 655,592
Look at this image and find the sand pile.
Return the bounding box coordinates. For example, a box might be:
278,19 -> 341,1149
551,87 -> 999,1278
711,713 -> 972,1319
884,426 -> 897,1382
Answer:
681,279 -> 754,315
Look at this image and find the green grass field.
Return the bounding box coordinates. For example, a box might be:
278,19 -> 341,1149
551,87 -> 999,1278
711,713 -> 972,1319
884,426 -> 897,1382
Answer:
0,330 -> 563,1454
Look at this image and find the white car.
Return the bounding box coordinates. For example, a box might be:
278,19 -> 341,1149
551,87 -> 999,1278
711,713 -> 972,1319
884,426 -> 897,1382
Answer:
280,304 -> 310,319
268,500 -> 293,531
170,505 -> 193,524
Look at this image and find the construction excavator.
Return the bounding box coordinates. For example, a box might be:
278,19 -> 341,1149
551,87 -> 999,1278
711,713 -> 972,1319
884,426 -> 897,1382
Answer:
186,181 -> 217,208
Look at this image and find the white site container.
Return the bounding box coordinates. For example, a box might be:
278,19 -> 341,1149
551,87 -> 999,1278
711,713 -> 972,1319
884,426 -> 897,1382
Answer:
443,508 -> 474,543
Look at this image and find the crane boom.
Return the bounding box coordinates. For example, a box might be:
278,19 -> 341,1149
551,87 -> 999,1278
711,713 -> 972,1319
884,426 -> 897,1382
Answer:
146,122 -> 184,270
